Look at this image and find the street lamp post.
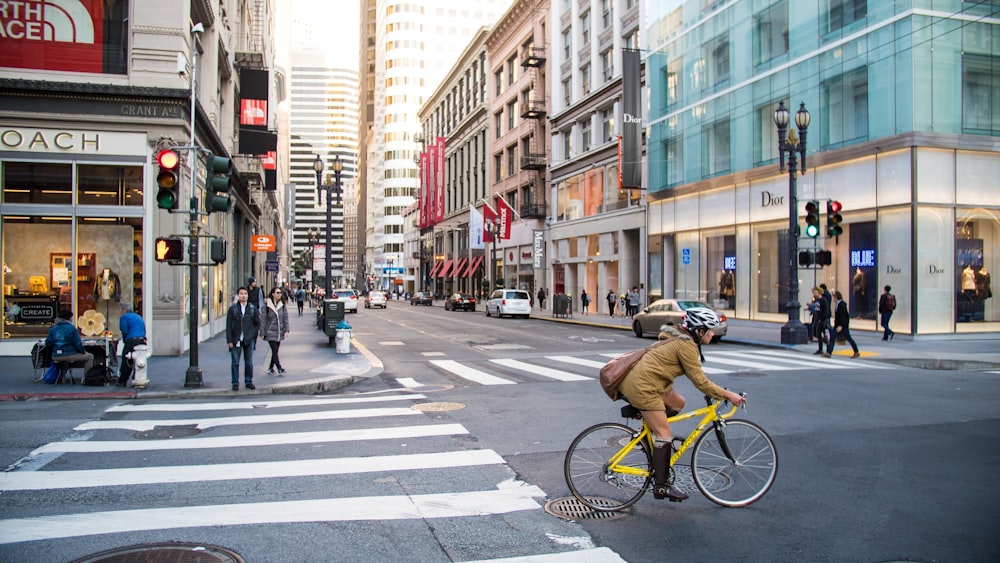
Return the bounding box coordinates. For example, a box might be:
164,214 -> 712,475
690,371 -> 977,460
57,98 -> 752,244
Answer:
306,228 -> 318,292
774,101 -> 811,345
314,154 -> 343,300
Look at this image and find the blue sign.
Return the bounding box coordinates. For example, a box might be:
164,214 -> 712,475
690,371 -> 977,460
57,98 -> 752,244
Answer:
265,260 -> 279,272
681,248 -> 691,265
724,256 -> 736,270
385,268 -> 403,275
850,249 -> 876,268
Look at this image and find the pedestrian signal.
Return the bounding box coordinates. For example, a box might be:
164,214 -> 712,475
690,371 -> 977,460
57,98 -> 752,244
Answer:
798,251 -> 814,267
827,200 -> 843,237
804,200 -> 820,238
210,237 -> 227,264
815,250 -> 832,267
154,237 -> 184,263
156,149 -> 180,210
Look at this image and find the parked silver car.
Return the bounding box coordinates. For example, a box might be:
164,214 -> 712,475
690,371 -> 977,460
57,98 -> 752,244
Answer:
632,299 -> 728,341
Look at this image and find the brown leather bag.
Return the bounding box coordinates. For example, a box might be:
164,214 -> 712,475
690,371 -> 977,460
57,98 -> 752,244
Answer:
599,336 -> 675,400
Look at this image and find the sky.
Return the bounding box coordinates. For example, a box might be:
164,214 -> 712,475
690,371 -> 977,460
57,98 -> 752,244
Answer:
278,0 -> 360,66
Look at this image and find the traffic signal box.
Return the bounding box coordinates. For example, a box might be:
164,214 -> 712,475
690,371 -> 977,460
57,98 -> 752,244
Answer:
155,149 -> 180,210
804,200 -> 820,238
210,237 -> 227,264
827,200 -> 843,237
205,154 -> 233,214
154,237 -> 184,263
799,249 -> 832,267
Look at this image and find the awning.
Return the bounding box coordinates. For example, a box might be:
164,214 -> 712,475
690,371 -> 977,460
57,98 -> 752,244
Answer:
437,259 -> 453,278
449,258 -> 468,278
428,261 -> 443,277
463,256 -> 484,278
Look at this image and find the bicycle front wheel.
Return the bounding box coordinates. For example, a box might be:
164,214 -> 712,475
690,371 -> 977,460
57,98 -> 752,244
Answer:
564,422 -> 651,512
690,419 -> 777,507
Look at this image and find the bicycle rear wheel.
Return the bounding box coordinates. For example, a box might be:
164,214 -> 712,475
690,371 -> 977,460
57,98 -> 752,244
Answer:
690,419 -> 777,507
564,422 -> 651,512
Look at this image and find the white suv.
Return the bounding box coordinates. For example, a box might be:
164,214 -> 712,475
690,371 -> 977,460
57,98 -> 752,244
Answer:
486,289 -> 532,319
333,289 -> 360,313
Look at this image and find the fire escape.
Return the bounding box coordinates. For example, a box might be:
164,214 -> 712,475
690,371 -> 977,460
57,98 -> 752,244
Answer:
519,45 -> 547,219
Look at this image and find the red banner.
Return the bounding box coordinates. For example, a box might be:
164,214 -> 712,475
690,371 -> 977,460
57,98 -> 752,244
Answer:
0,0 -> 107,73
482,203 -> 497,243
241,99 -> 267,126
495,196 -> 514,240
434,137 -> 446,223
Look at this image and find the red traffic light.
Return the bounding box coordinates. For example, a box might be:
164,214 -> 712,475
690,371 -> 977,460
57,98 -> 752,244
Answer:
828,200 -> 842,214
157,149 -> 179,169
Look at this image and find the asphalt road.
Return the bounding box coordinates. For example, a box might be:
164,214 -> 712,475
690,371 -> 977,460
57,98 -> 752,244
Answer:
1,304 -> 998,562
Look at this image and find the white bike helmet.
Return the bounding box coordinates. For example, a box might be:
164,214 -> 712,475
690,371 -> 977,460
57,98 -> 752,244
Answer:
683,307 -> 721,331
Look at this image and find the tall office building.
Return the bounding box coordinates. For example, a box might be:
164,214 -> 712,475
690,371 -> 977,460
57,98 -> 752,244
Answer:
362,0 -> 515,291
288,49 -> 360,288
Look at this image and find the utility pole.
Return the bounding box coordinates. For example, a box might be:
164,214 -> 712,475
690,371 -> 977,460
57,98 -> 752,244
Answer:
184,23 -> 205,387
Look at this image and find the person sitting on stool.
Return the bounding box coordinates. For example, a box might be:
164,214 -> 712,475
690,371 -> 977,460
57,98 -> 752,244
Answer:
117,302 -> 147,387
45,309 -> 93,379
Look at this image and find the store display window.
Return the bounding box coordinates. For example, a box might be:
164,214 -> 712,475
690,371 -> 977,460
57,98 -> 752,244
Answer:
956,211 -> 998,325
706,233 -> 736,310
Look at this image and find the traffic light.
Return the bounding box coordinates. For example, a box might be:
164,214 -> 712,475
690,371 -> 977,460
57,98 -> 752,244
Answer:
815,250 -> 832,267
804,200 -> 820,238
827,200 -> 843,237
798,250 -> 814,267
155,149 -> 180,210
154,237 -> 184,263
205,153 -> 232,214
210,237 -> 227,264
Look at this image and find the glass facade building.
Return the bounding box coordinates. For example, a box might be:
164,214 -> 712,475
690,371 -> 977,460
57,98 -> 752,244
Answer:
644,0 -> 999,335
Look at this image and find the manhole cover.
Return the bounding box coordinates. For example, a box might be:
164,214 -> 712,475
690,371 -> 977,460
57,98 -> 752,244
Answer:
69,542 -> 243,563
544,497 -> 628,520
411,401 -> 465,412
134,425 -> 202,440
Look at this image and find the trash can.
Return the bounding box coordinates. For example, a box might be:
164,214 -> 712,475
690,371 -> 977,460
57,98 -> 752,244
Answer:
553,294 -> 569,318
322,299 -> 345,338
335,319 -> 352,354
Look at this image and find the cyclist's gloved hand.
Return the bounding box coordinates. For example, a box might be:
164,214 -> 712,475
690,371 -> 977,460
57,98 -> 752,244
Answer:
723,390 -> 745,406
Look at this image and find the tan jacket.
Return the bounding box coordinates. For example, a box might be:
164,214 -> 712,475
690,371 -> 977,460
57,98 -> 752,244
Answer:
618,329 -> 727,411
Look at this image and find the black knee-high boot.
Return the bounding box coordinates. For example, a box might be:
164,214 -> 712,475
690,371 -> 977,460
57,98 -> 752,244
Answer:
651,443 -> 688,502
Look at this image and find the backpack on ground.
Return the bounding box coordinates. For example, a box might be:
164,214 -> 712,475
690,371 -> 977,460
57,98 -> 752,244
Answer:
83,365 -> 111,386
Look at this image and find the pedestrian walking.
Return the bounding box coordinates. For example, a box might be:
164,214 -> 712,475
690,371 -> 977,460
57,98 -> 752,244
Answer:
581,290 -> 591,314
878,285 -> 897,340
116,302 -> 147,387
226,286 -> 261,391
619,293 -> 628,318
262,286 -> 290,375
606,290 -> 617,317
810,287 -> 831,357
247,276 -> 265,311
831,290 -> 860,358
819,283 -> 835,349
537,287 -> 546,310
628,287 -> 641,317
294,284 -> 306,316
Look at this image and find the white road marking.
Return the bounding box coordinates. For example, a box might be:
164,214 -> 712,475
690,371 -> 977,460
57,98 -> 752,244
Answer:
548,356 -> 607,369
29,423 -> 469,454
466,547 -> 627,563
430,360 -> 516,385
106,393 -> 426,412
703,356 -> 796,371
753,348 -> 894,369
0,449 -> 506,491
0,481 -> 545,544
710,350 -> 823,369
489,359 -> 591,381
74,407 -> 421,432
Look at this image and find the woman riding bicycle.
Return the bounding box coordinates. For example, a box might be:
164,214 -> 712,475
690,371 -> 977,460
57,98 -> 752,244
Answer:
617,307 -> 745,502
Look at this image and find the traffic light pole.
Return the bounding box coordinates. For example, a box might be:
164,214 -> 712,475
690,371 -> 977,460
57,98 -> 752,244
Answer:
184,24 -> 204,387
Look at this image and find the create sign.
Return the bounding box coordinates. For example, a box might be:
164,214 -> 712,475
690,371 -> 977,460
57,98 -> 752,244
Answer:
251,235 -> 275,252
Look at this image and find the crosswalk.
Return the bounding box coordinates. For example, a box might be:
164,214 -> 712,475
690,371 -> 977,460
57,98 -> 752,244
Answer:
426,348 -> 892,387
0,393 -> 623,562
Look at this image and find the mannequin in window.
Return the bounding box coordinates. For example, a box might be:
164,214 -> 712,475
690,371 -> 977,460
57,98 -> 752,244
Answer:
961,264 -> 977,302
92,268 -> 122,303
852,267 -> 867,316
721,270 -> 735,307
976,266 -> 992,301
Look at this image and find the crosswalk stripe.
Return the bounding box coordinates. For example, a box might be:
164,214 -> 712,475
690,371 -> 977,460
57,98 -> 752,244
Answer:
466,547 -> 627,563
74,407 -> 421,432
0,481 -> 546,544
105,393 -> 427,412
710,350 -> 823,369
489,359 -> 592,381
548,355 -> 607,369
752,348 -> 893,369
430,359 -> 516,385
30,423 -> 470,455
0,449 -> 506,491
704,356 -> 797,371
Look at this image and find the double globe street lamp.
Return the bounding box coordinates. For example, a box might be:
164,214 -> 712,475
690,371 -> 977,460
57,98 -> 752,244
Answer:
313,155 -> 343,300
773,101 -> 811,345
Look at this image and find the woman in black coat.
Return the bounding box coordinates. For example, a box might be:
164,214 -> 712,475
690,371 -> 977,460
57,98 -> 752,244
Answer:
831,290 -> 860,358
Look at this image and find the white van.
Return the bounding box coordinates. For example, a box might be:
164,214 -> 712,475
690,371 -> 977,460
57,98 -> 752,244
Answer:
486,289 -> 532,318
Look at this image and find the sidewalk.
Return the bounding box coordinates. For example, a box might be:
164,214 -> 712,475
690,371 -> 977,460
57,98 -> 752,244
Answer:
3,301 -> 997,401
0,303 -> 382,401
532,308 -> 1000,370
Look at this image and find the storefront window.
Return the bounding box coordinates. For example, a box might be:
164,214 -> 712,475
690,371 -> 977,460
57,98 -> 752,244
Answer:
956,210 -> 999,326
2,217 -> 72,338
78,165 -> 143,206
2,162 -> 73,205
755,227 -> 790,315
848,221 -> 878,320
75,217 -> 141,339
706,233 -> 736,310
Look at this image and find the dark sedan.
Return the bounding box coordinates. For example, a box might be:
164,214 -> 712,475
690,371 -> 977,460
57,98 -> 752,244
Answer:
409,291 -> 433,306
444,293 -> 476,311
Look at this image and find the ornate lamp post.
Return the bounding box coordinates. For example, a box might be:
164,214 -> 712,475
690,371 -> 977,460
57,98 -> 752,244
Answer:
774,101 -> 811,345
314,155 -> 343,299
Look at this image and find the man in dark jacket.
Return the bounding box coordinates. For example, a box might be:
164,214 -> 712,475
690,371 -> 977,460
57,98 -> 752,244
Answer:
811,287 -> 831,357
226,286 -> 260,391
45,309 -> 93,369
831,290 -> 860,358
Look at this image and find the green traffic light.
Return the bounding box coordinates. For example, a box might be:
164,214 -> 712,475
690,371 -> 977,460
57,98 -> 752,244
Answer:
156,189 -> 177,210
805,224 -> 820,237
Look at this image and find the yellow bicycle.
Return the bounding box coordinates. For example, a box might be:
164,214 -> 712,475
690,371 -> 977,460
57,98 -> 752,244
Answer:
564,394 -> 777,510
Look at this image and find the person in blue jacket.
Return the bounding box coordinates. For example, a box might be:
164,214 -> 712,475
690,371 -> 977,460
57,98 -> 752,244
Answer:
44,309 -> 93,372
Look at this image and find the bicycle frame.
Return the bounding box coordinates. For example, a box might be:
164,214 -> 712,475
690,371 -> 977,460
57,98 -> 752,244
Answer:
607,400 -> 739,478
